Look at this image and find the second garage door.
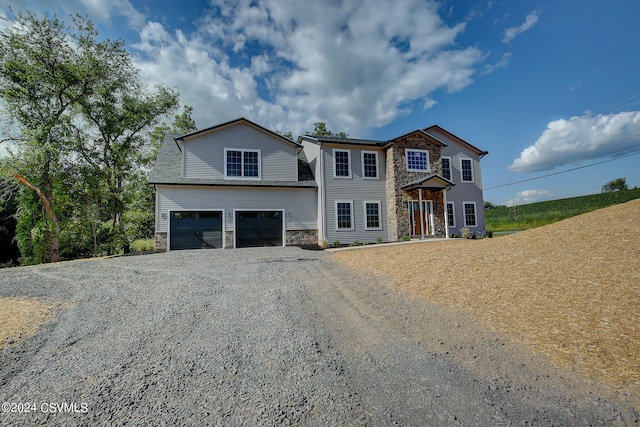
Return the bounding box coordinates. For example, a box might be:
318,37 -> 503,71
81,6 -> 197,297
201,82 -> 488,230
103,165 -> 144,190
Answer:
235,211 -> 283,248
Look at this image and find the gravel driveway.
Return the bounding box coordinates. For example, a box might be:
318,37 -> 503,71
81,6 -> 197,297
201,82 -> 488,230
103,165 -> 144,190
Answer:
0,247 -> 637,426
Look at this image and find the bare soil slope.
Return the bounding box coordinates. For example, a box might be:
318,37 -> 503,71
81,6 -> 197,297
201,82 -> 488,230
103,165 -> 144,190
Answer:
333,198 -> 640,404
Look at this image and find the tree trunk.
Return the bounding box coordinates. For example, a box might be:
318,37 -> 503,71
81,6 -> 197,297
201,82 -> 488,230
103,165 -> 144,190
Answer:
13,173 -> 60,263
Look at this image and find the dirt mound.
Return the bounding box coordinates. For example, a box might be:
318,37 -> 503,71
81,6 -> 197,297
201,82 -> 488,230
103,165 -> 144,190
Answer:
333,199 -> 640,404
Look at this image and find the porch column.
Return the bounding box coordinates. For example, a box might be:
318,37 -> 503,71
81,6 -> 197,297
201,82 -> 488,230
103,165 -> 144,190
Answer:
418,188 -> 425,240
443,189 -> 449,238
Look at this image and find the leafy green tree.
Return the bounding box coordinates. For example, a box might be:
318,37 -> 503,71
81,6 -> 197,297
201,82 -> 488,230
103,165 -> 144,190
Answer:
309,121 -> 349,138
602,177 -> 628,193
1,11 -> 182,262
149,105 -> 197,155
0,11 -> 106,262
76,82 -> 179,253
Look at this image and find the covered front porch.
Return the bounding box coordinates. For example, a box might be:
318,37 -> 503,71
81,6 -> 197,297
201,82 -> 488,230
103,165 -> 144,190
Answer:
398,174 -> 454,239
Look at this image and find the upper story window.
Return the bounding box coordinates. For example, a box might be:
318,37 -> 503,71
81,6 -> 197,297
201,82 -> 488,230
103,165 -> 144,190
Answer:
460,158 -> 474,182
333,149 -> 351,178
441,156 -> 451,180
225,148 -> 261,179
406,149 -> 430,172
361,151 -> 379,179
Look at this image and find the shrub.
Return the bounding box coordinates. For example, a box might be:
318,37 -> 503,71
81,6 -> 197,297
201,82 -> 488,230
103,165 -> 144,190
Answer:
376,237 -> 383,244
332,239 -> 340,246
401,235 -> 411,242
486,230 -> 493,238
349,240 -> 360,246
321,239 -> 329,249
461,227 -> 471,239
131,239 -> 155,252
450,233 -> 459,238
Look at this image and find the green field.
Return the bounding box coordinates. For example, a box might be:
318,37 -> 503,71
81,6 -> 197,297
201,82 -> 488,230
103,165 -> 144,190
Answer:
485,188 -> 640,232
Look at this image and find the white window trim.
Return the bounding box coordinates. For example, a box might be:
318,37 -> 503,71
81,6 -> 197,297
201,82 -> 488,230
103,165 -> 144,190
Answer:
333,148 -> 352,179
446,202 -> 455,228
463,201 -> 478,228
459,157 -> 474,183
363,200 -> 382,230
441,156 -> 452,181
335,200 -> 354,231
224,148 -> 262,180
406,148 -> 431,172
361,150 -> 379,180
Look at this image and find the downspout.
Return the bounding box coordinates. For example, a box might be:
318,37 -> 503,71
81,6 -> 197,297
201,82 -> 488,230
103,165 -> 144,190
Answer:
443,188 -> 449,239
319,141 -> 326,245
418,188 -> 425,240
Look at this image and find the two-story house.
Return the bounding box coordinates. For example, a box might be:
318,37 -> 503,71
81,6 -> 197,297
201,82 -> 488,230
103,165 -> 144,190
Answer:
299,126 -> 488,244
149,117 -> 487,250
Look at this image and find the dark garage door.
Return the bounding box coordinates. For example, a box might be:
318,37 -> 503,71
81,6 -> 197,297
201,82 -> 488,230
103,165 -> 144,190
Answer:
170,211 -> 223,250
236,211 -> 283,248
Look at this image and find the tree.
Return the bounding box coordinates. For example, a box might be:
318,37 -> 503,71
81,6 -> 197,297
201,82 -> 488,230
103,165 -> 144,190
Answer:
309,121 -> 349,138
0,12 -> 182,262
76,82 -> 179,253
602,177 -> 628,193
149,105 -> 198,155
0,11 -> 110,262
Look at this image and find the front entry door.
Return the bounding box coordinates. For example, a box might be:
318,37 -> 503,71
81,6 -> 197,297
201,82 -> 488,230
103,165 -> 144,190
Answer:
409,201 -> 433,236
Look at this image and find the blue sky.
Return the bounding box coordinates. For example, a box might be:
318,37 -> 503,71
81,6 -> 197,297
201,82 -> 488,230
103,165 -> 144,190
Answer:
4,0 -> 640,205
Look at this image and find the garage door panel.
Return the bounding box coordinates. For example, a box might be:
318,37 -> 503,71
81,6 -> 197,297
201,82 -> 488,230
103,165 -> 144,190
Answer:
170,211 -> 223,250
236,211 -> 283,248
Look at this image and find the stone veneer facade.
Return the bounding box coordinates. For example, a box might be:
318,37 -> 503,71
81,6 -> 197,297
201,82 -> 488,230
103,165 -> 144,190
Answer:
385,131 -> 448,240
155,232 -> 167,251
286,229 -> 319,246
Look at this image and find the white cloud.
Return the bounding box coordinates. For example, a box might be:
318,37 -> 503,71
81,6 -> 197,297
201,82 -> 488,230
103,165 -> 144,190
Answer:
132,0 -> 484,137
5,0 -> 487,138
5,0 -> 145,29
482,52 -> 511,75
502,11 -> 539,43
509,111 -> 640,173
507,189 -> 554,206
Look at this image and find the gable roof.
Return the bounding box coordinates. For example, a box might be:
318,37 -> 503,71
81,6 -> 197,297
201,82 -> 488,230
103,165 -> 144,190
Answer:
177,117 -> 301,148
388,129 -> 448,147
148,133 -> 316,188
424,125 -> 488,157
401,174 -> 455,190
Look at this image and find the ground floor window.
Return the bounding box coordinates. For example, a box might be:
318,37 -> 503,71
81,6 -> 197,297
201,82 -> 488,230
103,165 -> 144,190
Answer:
447,202 -> 455,228
336,201 -> 354,230
463,202 -> 477,227
364,201 -> 382,230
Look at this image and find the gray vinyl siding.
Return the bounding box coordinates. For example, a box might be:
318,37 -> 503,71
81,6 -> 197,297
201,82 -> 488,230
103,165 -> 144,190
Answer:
436,130 -> 486,235
182,124 -> 298,181
321,145 -> 390,244
300,141 -> 325,242
155,185 -> 317,233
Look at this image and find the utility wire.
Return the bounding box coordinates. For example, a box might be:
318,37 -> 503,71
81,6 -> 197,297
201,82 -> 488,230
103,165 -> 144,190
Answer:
485,93 -> 640,191
485,147 -> 640,190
